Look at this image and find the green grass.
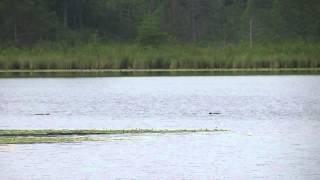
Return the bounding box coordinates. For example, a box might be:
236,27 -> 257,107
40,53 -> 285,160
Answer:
0,41 -> 319,70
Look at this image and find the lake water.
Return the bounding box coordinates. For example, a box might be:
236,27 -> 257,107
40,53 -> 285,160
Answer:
0,75 -> 320,179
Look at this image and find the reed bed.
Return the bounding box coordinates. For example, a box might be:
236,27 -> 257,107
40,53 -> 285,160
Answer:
0,42 -> 319,70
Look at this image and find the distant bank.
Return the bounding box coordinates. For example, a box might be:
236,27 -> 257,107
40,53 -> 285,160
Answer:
1,42 -> 319,71
1,68 -> 319,78
1,68 -> 320,73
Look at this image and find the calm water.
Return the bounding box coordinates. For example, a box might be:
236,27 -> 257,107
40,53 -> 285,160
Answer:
0,76 -> 320,179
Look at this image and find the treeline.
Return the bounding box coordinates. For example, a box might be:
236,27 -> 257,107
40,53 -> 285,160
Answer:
0,0 -> 320,46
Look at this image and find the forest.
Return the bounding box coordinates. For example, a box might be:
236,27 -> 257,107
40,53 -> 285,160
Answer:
0,0 -> 320,70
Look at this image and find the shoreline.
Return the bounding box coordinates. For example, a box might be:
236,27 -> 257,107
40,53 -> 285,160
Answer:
1,68 -> 320,73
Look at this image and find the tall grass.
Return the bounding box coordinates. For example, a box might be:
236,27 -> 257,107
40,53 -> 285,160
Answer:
0,41 -> 319,70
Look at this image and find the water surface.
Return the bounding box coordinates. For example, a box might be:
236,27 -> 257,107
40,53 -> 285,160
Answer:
0,76 -> 320,179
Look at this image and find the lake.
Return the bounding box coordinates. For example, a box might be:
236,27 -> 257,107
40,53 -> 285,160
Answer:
0,75 -> 320,179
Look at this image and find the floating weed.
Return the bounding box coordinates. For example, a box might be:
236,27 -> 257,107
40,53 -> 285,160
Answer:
0,136 -> 94,144
0,129 -> 227,137
0,129 -> 228,144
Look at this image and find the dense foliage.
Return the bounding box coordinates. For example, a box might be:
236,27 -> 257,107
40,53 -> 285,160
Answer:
1,0 -> 319,46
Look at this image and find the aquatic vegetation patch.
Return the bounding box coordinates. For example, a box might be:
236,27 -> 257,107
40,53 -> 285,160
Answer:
0,136 -> 93,144
0,129 -> 226,137
0,129 -> 228,144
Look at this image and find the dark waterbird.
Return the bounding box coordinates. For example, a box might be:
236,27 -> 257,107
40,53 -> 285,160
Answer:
34,113 -> 50,116
209,112 -> 221,115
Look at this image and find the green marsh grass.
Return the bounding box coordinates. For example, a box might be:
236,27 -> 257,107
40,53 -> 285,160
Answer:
0,41 -> 319,70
